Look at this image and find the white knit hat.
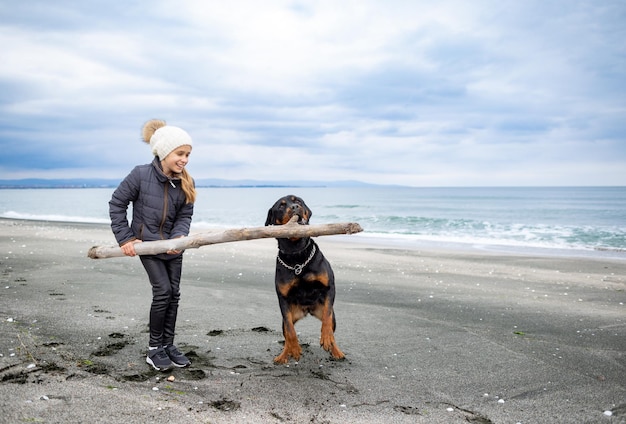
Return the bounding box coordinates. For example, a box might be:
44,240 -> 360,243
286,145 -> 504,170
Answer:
142,119 -> 193,160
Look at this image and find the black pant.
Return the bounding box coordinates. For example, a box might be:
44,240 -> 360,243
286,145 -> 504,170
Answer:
140,254 -> 183,347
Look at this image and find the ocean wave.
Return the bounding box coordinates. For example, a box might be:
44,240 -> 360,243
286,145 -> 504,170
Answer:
313,214 -> 626,252
1,211 -> 110,224
2,186 -> 624,256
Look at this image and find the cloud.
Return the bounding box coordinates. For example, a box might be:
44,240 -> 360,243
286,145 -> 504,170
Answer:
0,0 -> 624,185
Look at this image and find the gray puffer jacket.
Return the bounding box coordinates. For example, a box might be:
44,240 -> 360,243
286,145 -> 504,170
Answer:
109,157 -> 194,254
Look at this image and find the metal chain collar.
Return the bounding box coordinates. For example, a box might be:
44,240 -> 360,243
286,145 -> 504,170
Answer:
277,243 -> 317,275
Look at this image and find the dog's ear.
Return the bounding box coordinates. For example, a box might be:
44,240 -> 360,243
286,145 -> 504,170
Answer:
265,208 -> 274,226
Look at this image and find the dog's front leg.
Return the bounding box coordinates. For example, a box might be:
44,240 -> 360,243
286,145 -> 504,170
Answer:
316,300 -> 345,360
274,301 -> 303,364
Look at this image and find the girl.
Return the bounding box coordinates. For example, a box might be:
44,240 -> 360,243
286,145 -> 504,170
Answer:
109,119 -> 196,371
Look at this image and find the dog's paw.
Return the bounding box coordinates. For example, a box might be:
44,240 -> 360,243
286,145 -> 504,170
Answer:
320,338 -> 332,351
273,353 -> 290,364
321,336 -> 345,359
274,345 -> 302,364
330,346 -> 345,360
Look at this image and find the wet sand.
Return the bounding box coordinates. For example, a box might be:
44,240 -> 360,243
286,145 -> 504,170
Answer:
1,218 -> 625,423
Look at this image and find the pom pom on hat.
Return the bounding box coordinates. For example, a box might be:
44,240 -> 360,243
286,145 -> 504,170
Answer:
142,119 -> 166,143
142,119 -> 193,160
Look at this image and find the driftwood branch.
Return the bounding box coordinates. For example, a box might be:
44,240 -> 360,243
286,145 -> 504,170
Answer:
88,216 -> 363,259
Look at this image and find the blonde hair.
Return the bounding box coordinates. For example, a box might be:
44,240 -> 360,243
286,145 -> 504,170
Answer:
180,168 -> 196,204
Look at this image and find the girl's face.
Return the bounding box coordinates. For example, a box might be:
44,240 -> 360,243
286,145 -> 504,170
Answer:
161,145 -> 192,177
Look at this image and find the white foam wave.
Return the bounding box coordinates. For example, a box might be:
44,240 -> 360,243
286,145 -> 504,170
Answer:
1,211 -> 109,224
353,231 -> 595,251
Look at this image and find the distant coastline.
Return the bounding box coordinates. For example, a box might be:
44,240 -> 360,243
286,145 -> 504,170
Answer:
0,178 -> 383,189
1,179 -> 623,189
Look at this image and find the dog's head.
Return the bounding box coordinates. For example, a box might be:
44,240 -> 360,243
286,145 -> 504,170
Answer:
265,195 -> 312,227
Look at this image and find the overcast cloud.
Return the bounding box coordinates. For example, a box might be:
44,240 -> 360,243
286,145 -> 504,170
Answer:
0,0 -> 624,186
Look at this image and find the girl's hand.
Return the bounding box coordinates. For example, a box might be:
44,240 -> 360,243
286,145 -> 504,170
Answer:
166,236 -> 184,255
121,240 -> 141,257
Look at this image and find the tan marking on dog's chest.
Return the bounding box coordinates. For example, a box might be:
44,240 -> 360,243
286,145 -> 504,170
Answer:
277,270 -> 329,297
304,271 -> 329,287
277,278 -> 298,297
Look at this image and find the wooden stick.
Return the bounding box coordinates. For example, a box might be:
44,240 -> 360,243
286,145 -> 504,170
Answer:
88,216 -> 363,259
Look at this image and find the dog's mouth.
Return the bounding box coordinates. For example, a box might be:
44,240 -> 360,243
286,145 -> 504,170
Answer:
288,213 -> 308,225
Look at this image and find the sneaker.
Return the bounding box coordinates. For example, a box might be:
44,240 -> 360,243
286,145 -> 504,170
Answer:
164,345 -> 191,368
146,347 -> 172,371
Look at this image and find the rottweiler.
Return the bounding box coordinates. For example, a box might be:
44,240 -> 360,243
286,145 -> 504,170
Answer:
265,195 -> 345,364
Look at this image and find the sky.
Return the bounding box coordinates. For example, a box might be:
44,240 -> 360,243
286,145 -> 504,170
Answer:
0,1 -> 625,187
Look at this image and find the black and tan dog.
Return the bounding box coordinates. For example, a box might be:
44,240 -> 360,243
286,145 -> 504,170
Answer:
265,195 -> 345,364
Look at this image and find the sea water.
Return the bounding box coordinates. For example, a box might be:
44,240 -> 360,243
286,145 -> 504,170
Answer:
1,186 -> 625,257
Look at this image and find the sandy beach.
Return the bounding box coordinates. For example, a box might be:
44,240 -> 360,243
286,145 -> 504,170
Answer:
0,217 -> 625,423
